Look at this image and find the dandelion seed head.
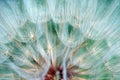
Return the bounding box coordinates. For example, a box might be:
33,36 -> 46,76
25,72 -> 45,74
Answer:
0,0 -> 120,80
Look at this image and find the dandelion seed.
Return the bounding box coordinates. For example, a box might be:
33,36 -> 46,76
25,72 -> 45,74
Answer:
0,0 -> 120,80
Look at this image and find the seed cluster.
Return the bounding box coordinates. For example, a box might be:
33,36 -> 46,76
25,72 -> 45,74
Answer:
45,65 -> 63,80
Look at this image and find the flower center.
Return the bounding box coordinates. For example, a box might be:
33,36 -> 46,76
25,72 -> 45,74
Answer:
45,65 -> 63,80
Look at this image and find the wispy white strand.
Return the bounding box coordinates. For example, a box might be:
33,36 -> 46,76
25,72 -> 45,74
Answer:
6,62 -> 31,79
62,48 -> 70,80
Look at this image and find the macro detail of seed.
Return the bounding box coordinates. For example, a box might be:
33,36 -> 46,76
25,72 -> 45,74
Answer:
44,63 -> 77,80
0,0 -> 120,80
45,65 -> 63,80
